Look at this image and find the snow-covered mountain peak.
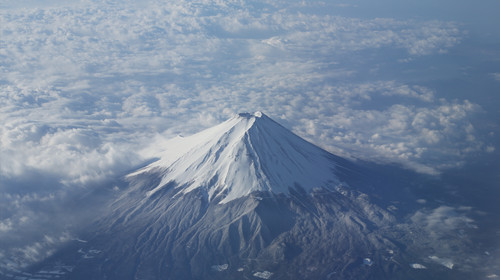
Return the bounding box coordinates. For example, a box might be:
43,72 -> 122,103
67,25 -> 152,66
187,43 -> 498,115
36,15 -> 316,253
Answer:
238,111 -> 263,118
129,112 -> 341,203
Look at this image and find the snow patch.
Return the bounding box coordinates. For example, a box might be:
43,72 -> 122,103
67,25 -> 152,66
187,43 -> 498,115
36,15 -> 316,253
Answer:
74,238 -> 87,243
410,263 -> 427,269
211,264 -> 228,272
387,205 -> 398,211
428,256 -> 454,269
363,258 -> 373,266
253,271 -> 273,279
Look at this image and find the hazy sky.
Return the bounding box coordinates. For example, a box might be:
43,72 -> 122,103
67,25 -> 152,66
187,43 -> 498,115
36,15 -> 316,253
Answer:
1,0 -> 499,269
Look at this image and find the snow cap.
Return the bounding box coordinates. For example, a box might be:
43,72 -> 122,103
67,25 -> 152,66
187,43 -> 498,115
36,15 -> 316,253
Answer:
237,111 -> 264,118
131,111 -> 340,203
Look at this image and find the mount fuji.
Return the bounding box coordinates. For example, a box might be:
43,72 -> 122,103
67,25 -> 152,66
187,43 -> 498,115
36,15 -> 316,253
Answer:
11,112 -> 479,280
131,111 -> 342,203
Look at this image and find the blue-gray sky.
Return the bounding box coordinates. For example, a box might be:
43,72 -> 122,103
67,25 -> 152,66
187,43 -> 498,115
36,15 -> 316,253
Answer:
1,0 -> 499,270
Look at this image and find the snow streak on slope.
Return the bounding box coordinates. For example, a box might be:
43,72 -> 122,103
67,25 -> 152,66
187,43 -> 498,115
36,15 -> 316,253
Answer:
129,112 -> 341,203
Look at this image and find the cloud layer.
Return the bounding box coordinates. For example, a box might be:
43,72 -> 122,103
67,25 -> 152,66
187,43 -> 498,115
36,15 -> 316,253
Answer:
0,0 -> 493,268
0,0 -> 482,182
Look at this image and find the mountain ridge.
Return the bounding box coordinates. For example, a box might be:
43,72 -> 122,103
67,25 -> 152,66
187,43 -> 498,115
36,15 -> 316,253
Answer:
4,112 -> 481,280
130,111 -> 342,204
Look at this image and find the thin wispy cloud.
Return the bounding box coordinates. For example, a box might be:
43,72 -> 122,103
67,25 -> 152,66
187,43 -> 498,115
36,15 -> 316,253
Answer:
491,73 -> 500,81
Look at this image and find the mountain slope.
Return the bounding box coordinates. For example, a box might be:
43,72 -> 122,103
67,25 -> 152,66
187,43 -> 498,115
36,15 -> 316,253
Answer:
10,112 -> 481,280
130,111 -> 342,203
74,112 -> 397,279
